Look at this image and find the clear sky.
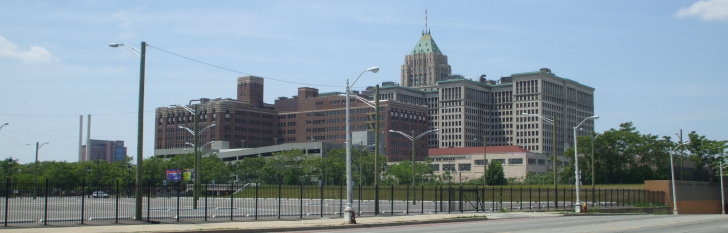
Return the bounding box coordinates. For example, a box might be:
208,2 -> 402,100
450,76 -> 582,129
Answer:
1,0 -> 727,163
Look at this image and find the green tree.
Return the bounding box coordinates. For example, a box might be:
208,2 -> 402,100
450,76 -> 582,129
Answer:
0,157 -> 20,180
486,162 -> 506,185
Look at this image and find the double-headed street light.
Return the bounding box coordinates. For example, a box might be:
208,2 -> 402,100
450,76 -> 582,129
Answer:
33,141 -> 49,199
174,101 -> 215,209
344,66 -> 379,223
669,141 -> 690,215
388,128 -> 439,204
109,41 -> 146,221
572,115 -> 599,213
522,112 -> 558,208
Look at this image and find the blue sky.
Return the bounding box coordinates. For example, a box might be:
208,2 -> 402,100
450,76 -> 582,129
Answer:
1,0 -> 727,163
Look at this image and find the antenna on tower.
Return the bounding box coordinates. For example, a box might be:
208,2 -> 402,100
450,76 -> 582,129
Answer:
425,9 -> 429,34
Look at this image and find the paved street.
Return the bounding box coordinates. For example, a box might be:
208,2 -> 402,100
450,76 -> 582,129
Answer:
295,214 -> 728,233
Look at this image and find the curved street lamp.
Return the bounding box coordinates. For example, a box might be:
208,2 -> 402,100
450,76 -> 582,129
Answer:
109,41 -> 146,220
174,101 -> 215,209
572,115 -> 599,213
389,128 -> 439,204
344,66 -> 378,223
522,112 -> 558,208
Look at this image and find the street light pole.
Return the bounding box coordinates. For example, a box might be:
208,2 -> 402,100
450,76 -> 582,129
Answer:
669,142 -> 689,215
716,155 -> 725,215
522,112 -> 558,208
175,101 -> 215,209
573,115 -> 599,213
344,67 -> 379,223
33,141 -> 49,199
389,129 -> 439,204
0,123 -> 8,131
109,41 -> 146,221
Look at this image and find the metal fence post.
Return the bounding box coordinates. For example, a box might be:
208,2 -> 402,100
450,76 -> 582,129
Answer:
390,185 -> 394,215
519,187 -> 522,210
299,183 -> 303,219
375,184 -> 379,216
529,186 -> 532,210
320,182 -> 323,218
538,187 -> 541,210
459,185 -> 463,213
4,178 -> 9,227
230,183 -> 234,221
358,183 -> 361,216
339,184 -> 343,217
406,184 -> 409,215
115,180 -> 120,223
147,183 -> 151,222
278,183 -> 281,219
206,183 -> 210,221
81,180 -> 85,224
43,178 -> 48,226
546,187 -> 550,210
176,182 -> 180,222
254,183 -> 259,220
447,185 -> 452,213
510,186 -> 513,210
421,185 -> 424,214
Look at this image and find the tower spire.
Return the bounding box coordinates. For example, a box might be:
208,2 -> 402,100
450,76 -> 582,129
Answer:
425,9 -> 429,35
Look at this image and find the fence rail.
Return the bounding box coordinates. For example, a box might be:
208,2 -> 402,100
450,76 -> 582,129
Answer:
1,179 -> 666,226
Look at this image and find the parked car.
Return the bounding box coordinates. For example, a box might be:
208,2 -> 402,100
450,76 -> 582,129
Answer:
92,191 -> 109,198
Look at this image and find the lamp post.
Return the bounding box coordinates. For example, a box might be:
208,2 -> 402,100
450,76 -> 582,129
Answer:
344,66 -> 379,223
33,141 -> 49,199
175,101 -> 215,209
715,154 -> 726,215
572,115 -> 599,213
389,128 -> 439,204
522,112 -> 558,208
109,41 -> 146,220
669,142 -> 689,215
0,123 -> 8,131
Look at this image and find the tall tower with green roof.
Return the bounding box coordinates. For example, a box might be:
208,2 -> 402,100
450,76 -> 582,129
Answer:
400,28 -> 452,89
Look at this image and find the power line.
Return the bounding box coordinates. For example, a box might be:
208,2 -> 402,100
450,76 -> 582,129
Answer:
147,44 -> 344,88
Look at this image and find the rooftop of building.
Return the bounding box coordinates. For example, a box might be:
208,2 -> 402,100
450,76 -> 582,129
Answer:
429,146 -> 530,156
511,68 -> 594,90
410,32 -> 442,55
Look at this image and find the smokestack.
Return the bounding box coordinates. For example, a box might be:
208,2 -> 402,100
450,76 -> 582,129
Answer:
87,114 -> 91,161
78,115 -> 83,162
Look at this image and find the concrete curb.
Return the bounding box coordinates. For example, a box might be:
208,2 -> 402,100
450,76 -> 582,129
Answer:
184,216 -> 491,233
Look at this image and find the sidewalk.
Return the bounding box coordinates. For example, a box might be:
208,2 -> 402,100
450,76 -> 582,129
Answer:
2,212 -> 562,233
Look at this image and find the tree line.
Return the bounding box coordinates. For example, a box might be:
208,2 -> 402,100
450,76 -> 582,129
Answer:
2,122 -> 724,186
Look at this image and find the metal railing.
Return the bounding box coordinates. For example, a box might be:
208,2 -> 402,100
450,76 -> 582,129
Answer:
1,179 -> 666,226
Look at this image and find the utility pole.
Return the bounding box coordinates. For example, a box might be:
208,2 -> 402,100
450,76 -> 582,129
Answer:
374,85 -> 380,215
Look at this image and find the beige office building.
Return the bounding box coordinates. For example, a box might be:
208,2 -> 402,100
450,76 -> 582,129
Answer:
389,29 -> 595,161
428,146 -> 567,183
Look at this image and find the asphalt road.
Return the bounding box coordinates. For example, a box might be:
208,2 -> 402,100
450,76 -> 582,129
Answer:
292,215 -> 728,233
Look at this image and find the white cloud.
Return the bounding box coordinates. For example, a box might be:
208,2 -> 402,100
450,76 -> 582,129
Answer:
0,36 -> 58,63
675,0 -> 728,21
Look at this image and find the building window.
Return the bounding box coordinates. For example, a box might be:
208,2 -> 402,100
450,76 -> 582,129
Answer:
538,159 -> 545,165
491,159 -> 506,165
475,159 -> 486,165
508,158 -> 523,165
458,163 -> 471,171
528,158 -> 536,164
443,164 -> 455,171
431,164 -> 440,171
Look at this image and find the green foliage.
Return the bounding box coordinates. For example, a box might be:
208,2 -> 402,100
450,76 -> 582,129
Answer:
486,162 -> 507,185
382,159 -> 434,185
